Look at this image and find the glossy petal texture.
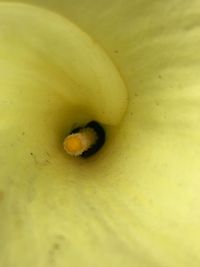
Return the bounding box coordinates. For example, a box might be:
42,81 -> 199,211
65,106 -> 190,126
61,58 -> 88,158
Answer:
1,1 -> 200,267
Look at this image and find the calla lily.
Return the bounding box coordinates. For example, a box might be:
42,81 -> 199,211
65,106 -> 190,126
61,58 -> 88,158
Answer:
1,1 -> 200,267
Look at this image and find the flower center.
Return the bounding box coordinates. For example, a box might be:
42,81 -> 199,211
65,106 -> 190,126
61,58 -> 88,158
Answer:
63,121 -> 105,158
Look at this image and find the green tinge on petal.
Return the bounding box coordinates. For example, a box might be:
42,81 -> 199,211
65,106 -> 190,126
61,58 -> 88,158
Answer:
0,3 -> 127,126
1,1 -> 200,267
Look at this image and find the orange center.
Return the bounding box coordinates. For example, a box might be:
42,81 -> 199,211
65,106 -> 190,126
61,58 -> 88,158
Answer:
63,134 -> 83,154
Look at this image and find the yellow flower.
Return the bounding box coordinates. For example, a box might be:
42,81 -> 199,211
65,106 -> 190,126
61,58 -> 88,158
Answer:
1,1 -> 200,267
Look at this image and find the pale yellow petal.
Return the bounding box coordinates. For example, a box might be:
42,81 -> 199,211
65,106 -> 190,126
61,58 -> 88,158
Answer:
1,1 -> 200,267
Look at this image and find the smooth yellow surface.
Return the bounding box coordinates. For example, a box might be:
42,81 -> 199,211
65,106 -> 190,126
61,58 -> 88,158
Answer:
0,3 -> 127,126
1,1 -> 200,267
